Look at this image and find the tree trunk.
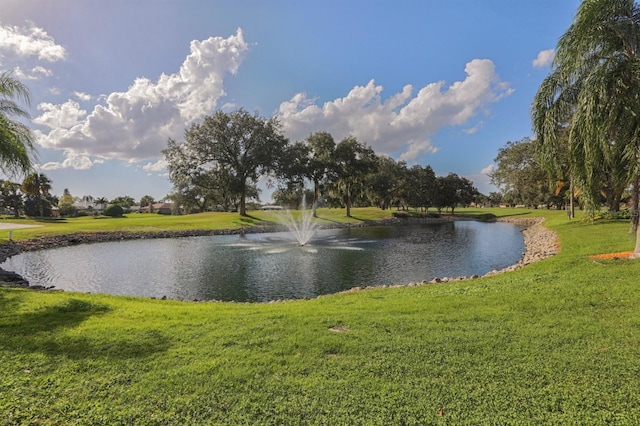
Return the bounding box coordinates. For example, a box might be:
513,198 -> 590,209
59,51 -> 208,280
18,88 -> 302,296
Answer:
569,181 -> 575,219
631,175 -> 639,233
635,210 -> 640,255
312,181 -> 319,218
239,189 -> 247,216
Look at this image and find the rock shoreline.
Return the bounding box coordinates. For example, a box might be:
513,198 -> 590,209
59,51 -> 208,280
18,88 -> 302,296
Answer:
0,215 -> 558,293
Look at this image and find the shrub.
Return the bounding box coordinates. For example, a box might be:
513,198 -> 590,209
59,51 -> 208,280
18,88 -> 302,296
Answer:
475,213 -> 497,222
592,210 -> 631,221
103,204 -> 124,217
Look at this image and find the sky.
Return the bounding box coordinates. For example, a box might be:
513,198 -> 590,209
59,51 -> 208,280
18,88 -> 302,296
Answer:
0,0 -> 582,202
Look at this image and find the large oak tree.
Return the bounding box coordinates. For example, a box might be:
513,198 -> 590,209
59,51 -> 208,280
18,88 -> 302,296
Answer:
164,109 -> 288,216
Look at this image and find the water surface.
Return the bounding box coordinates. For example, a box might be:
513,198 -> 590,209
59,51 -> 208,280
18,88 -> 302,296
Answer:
1,221 -> 524,302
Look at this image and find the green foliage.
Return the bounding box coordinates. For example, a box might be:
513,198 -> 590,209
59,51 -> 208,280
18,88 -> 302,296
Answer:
0,72 -> 35,176
103,204 -> 124,217
532,0 -> 640,214
110,195 -> 135,208
475,213 -> 497,222
164,108 -> 288,216
433,172 -> 478,214
491,138 -> 554,208
57,201 -> 77,217
591,210 -> 631,221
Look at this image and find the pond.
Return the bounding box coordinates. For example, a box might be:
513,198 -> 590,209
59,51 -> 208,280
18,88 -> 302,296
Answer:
1,221 -> 525,302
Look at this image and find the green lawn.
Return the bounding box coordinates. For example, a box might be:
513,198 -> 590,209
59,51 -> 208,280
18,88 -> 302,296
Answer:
0,207 -> 393,242
2,208 -> 640,424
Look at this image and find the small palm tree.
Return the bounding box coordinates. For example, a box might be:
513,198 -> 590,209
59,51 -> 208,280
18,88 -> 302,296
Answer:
95,197 -> 108,212
0,72 -> 35,176
21,172 -> 52,217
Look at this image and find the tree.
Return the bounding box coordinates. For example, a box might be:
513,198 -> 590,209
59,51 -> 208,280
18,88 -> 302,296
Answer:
276,140 -> 311,207
366,155 -> 406,210
490,138 -> 553,208
406,164 -> 436,211
0,72 -> 35,176
531,0 -> 640,252
433,173 -> 478,215
94,197 -> 108,213
21,172 -> 52,217
140,195 -> 156,208
304,132 -> 336,216
164,109 -> 288,216
111,196 -> 136,209
0,180 -> 23,218
58,188 -> 76,217
329,137 -> 378,217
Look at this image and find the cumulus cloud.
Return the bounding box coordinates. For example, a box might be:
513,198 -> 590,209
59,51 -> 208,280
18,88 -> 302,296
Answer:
142,159 -> 169,173
480,164 -> 495,175
34,100 -> 87,129
12,65 -> 53,80
74,91 -> 92,102
0,21 -> 66,61
278,59 -> 513,161
38,154 -> 94,171
34,29 -> 248,169
533,49 -> 555,68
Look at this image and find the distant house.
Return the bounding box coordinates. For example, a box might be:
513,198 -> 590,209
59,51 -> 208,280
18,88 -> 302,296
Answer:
141,202 -> 175,215
73,200 -> 104,214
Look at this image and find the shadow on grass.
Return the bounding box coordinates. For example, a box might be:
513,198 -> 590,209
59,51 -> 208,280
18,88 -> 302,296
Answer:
347,216 -> 368,222
27,217 -> 69,223
235,214 -> 279,227
0,294 -> 171,359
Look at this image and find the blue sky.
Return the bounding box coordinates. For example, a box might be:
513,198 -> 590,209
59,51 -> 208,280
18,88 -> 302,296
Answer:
0,0 -> 581,202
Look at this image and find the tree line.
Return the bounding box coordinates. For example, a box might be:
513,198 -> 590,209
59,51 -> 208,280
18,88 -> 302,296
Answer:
163,109 -> 479,217
0,173 -> 162,218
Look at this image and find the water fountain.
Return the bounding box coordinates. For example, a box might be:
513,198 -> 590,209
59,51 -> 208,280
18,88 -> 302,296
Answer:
277,198 -> 320,246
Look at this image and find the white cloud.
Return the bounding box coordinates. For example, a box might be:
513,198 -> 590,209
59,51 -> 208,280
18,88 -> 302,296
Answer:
142,159 -> 168,173
74,91 -> 92,102
12,65 -> 53,80
0,22 -> 66,61
278,59 -> 512,161
34,29 -> 248,169
480,164 -> 495,175
38,154 -> 94,171
533,49 -> 555,68
34,100 -> 87,129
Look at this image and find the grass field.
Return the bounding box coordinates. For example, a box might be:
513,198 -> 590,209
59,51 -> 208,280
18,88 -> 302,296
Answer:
1,208 -> 640,424
0,207 -> 393,242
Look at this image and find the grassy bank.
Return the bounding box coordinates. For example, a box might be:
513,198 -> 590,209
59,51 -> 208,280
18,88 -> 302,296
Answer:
0,207 -> 393,242
2,208 -> 640,424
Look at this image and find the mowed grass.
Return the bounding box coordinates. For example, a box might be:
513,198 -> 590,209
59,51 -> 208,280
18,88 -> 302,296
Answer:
2,208 -> 640,424
0,207 -> 393,242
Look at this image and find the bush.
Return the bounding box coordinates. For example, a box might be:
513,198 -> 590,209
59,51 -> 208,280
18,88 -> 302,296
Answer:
475,213 -> 497,222
392,211 -> 410,219
103,204 -> 124,217
592,210 -> 631,221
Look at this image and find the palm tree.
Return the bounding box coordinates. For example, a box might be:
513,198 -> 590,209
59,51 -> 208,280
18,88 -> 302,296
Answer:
21,172 -> 52,217
0,72 -> 36,176
95,197 -> 109,213
532,0 -> 640,254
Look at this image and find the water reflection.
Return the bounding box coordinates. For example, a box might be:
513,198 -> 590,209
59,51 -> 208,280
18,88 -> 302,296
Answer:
1,222 -> 525,302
